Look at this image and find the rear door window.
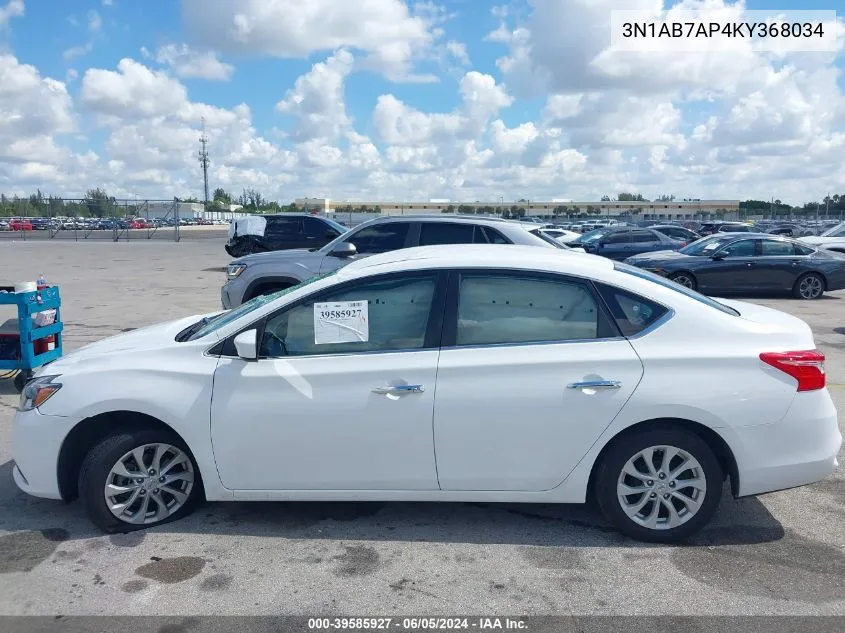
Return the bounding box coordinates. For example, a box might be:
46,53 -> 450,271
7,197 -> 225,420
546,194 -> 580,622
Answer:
265,217 -> 300,238
480,226 -> 511,244
760,239 -> 796,256
419,223 -> 477,246
452,272 -> 615,346
347,223 -> 412,254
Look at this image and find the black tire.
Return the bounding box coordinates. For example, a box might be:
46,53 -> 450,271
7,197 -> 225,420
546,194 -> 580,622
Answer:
593,425 -> 723,543
792,272 -> 825,300
78,427 -> 201,533
668,272 -> 697,291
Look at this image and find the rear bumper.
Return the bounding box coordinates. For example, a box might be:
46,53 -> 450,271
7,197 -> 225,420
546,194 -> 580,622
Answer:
722,390 -> 841,497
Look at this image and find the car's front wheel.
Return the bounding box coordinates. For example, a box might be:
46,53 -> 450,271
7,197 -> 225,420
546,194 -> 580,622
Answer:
78,428 -> 200,533
594,426 -> 723,542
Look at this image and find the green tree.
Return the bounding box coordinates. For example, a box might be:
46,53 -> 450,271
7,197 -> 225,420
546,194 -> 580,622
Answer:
84,188 -> 116,217
212,187 -> 233,206
444,205 -> 456,213
618,192 -> 647,202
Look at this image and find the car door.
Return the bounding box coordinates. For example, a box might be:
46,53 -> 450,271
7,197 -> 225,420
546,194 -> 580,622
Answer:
694,238 -> 759,292
756,239 -> 808,290
432,270 -> 645,491
264,217 -> 300,250
595,231 -> 630,258
628,229 -> 665,256
210,270 -> 447,491
319,222 -> 414,273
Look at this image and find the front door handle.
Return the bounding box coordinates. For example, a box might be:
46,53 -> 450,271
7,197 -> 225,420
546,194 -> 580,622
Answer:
372,384 -> 425,395
567,380 -> 621,390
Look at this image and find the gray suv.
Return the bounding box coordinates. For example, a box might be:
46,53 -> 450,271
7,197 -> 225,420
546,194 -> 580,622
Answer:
221,215 -> 571,308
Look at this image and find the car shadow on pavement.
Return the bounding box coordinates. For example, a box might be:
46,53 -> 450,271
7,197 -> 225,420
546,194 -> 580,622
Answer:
0,459 -> 790,550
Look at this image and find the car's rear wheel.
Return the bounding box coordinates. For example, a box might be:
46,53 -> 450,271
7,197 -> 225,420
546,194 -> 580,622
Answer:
594,426 -> 723,542
793,273 -> 824,300
668,272 -> 697,290
78,428 -> 200,533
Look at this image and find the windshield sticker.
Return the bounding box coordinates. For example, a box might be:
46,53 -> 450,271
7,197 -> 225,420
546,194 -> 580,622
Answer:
314,301 -> 369,344
703,243 -> 719,250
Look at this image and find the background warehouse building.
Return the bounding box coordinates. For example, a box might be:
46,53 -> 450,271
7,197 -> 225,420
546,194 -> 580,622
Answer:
294,198 -> 741,221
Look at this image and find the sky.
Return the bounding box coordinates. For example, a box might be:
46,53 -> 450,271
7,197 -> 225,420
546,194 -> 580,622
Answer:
0,0 -> 843,205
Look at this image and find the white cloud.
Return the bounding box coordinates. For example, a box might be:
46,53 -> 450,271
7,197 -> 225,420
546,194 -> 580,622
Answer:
0,0 -> 23,27
63,43 -> 93,60
182,0 -> 437,82
153,44 -> 235,81
276,49 -> 355,142
445,40 -> 470,66
82,59 -> 189,119
87,9 -> 102,33
102,0 -> 113,6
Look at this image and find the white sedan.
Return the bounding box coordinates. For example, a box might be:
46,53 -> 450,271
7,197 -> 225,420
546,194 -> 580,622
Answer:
13,245 -> 841,542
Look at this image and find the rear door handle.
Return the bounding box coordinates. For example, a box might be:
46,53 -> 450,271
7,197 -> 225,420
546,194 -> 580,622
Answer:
372,384 -> 425,395
567,380 -> 621,390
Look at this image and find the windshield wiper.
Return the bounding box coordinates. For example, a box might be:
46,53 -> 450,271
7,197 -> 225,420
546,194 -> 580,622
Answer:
176,315 -> 215,342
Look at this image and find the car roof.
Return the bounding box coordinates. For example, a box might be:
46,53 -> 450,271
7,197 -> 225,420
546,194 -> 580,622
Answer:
338,244 -> 612,279
355,214 -> 543,231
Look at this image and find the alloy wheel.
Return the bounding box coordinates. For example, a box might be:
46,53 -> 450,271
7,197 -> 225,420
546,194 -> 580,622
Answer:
798,275 -> 823,299
671,274 -> 694,289
616,445 -> 707,530
104,443 -> 194,524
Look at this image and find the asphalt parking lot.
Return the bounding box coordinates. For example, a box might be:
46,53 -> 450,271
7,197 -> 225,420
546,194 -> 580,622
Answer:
0,239 -> 842,616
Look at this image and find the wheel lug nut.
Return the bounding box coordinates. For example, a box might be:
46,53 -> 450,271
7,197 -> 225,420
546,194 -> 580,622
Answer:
649,492 -> 656,498
663,494 -> 670,499
135,478 -> 144,484
646,480 -> 653,486
658,473 -> 666,479
139,489 -> 146,495
159,476 -> 166,483
669,481 -> 676,488
153,488 -> 159,494
148,469 -> 156,475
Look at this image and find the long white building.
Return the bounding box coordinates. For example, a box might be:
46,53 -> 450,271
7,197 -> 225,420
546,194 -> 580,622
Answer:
295,198 -> 741,220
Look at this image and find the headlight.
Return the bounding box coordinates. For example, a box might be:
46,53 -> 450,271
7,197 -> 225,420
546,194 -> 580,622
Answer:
226,263 -> 247,280
19,375 -> 62,412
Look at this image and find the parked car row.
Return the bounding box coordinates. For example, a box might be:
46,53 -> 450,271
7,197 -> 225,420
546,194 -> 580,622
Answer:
223,216 -> 845,306
1,216 -> 230,231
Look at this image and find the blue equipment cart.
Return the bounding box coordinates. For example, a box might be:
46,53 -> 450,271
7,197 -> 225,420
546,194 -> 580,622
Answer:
0,285 -> 64,392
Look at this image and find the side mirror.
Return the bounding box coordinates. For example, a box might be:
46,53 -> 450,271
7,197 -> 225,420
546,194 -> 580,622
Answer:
330,242 -> 357,258
711,251 -> 727,260
234,329 -> 258,361
326,230 -> 340,239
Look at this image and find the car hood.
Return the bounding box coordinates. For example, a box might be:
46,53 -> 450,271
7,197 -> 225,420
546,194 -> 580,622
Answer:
800,236 -> 841,246
39,314 -> 216,374
231,248 -> 317,266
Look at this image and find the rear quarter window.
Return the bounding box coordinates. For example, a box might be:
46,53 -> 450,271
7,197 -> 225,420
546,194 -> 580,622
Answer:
595,284 -> 669,337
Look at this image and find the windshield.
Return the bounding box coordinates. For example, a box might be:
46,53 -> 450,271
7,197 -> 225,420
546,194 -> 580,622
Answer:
820,222 -> 845,238
678,235 -> 739,256
529,228 -> 566,249
187,271 -> 337,341
614,262 -> 740,316
572,228 -> 610,245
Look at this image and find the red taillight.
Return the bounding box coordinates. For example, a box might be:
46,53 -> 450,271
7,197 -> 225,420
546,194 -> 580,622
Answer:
759,350 -> 826,392
680,242 -> 687,247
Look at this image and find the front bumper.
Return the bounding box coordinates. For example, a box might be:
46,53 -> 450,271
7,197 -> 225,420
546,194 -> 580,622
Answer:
722,390 -> 841,497
12,408 -> 82,500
